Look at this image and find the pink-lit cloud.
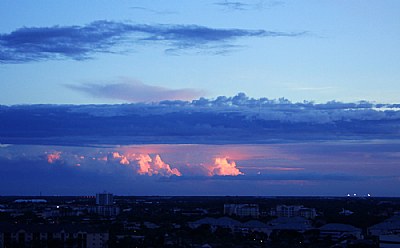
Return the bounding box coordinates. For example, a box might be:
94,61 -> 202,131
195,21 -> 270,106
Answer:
206,157 -> 244,176
109,151 -> 181,176
46,151 -> 61,164
112,152 -> 130,165
66,79 -> 206,102
136,154 -> 182,176
136,154 -> 152,175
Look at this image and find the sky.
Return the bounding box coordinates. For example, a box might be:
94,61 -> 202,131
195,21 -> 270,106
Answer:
1,142 -> 400,196
1,1 -> 400,196
1,0 -> 400,104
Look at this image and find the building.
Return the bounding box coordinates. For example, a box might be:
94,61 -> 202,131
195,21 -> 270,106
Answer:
267,216 -> 312,233
0,223 -> 109,248
368,215 -> 400,247
224,204 -> 259,218
368,215 -> 400,236
240,220 -> 270,234
88,205 -> 120,217
96,193 -> 113,206
272,205 -> 317,219
188,217 -> 242,232
14,199 -> 47,203
378,234 -> 400,248
90,193 -> 120,217
319,223 -> 362,241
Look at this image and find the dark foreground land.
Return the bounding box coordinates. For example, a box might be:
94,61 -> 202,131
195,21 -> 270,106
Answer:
1,195 -> 400,248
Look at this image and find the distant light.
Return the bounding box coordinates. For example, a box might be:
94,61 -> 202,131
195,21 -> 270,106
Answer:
367,193 -> 371,197
353,193 -> 357,196
56,205 -> 60,209
347,194 -> 350,197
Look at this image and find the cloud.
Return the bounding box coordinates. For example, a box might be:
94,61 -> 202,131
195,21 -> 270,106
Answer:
214,0 -> 283,11
2,93 -> 400,145
136,154 -> 182,176
206,157 -> 244,176
130,6 -> 177,15
170,172 -> 386,182
46,151 -> 61,164
65,79 -> 205,102
289,86 -> 335,91
0,20 -> 304,63
263,166 -> 304,171
109,151 -> 182,177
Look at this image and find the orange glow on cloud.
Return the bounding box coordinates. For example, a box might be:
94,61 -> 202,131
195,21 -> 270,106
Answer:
136,154 -> 182,176
119,156 -> 130,165
47,151 -> 61,163
207,157 -> 244,176
137,154 -> 152,175
111,151 -> 130,165
110,151 -> 181,176
112,152 -> 122,159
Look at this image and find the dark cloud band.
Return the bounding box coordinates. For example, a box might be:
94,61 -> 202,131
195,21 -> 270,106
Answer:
0,20 -> 305,63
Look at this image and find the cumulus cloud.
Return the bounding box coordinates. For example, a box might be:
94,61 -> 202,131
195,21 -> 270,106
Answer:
0,20 -> 304,63
206,157 -> 244,176
66,79 -> 205,102
109,151 -> 182,177
137,154 -> 182,176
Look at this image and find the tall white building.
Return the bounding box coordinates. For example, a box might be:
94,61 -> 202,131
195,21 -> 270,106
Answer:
96,193 -> 113,206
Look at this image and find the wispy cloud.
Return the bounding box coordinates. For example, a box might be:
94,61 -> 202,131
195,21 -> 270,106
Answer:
130,6 -> 177,15
0,20 -> 304,63
289,86 -> 335,91
214,0 -> 283,11
165,173 -> 384,182
65,79 -> 206,102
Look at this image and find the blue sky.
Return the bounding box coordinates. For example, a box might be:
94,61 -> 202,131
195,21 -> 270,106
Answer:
1,1 -> 400,196
1,0 -> 400,104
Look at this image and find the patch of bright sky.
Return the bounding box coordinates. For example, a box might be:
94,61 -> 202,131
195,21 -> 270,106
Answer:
1,0 -> 400,104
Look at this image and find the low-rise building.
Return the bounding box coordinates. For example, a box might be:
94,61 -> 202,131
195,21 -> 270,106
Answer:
224,204 -> 259,218
88,205 -> 120,217
368,216 -> 400,236
267,216 -> 313,233
189,217 -> 242,232
0,223 -> 109,248
271,205 -> 317,219
319,223 -> 362,241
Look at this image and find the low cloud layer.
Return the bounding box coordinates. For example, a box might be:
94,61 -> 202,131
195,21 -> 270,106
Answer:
66,80 -> 205,102
0,20 -> 304,63
1,93 -> 400,145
